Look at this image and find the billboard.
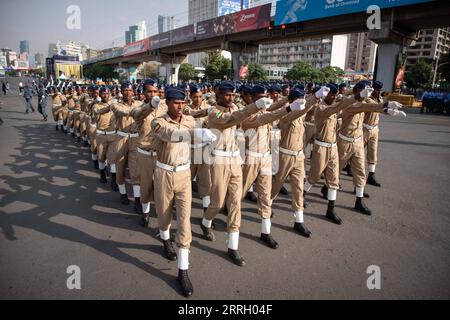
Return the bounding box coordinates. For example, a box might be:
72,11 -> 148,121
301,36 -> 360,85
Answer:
275,0 -> 436,26
150,31 -> 172,50
171,25 -> 195,46
123,38 -> 150,56
218,0 -> 242,16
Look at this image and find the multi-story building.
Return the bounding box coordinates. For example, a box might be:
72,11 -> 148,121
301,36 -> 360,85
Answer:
158,15 -> 175,34
20,40 -> 29,54
405,28 -> 450,70
345,32 -> 378,74
125,21 -> 147,45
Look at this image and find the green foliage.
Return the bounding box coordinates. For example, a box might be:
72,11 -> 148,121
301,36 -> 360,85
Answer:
248,63 -> 267,81
286,61 -> 344,83
83,63 -> 119,81
405,58 -> 433,89
178,63 -> 197,81
203,51 -> 232,80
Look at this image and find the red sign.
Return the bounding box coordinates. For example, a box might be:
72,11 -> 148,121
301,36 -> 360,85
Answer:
395,66 -> 405,88
235,3 -> 271,33
239,64 -> 249,80
123,38 -> 150,57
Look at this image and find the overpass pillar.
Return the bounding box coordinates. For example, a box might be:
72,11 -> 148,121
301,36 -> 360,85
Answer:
375,43 -> 401,93
231,51 -> 241,82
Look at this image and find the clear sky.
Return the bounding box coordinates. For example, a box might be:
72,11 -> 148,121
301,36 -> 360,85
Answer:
0,0 -> 188,56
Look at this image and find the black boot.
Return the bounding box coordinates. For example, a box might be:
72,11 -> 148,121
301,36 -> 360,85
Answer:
200,222 -> 216,242
344,164 -> 352,177
227,249 -> 246,267
71,132 -> 75,138
326,201 -> 343,225
60,125 -> 64,131
100,170 -> 107,184
260,233 -> 279,249
77,136 -> 81,143
280,186 -> 289,195
83,140 -> 89,147
134,198 -> 143,214
192,181 -> 198,193
245,191 -> 258,203
120,194 -> 130,205
178,270 -> 193,298
294,223 -> 312,238
64,129 -> 68,134
321,185 -> 328,200
110,173 -> 119,191
56,125 -> 59,131
355,197 -> 372,216
367,172 -> 381,187
140,213 -> 150,228
162,240 -> 177,261
93,160 -> 99,170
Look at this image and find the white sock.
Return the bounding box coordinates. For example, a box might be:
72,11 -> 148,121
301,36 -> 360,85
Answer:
369,164 -> 376,173
193,176 -> 197,182
261,219 -> 271,235
202,218 -> 212,229
142,202 -> 150,214
76,133 -> 80,137
83,137 -> 87,142
355,186 -> 364,198
118,184 -> 126,195
133,185 -> 141,198
70,128 -> 74,133
160,229 -> 170,241
295,210 -> 304,223
99,162 -> 106,170
202,196 -> 210,209
304,180 -> 313,193
228,232 -> 239,251
110,164 -> 117,173
178,248 -> 189,271
328,188 -> 337,201
249,185 -> 254,193
91,154 -> 98,161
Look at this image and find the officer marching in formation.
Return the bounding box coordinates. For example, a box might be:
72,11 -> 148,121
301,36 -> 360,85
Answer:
48,78 -> 407,298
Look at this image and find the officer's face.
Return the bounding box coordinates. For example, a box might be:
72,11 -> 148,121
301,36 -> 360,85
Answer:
167,99 -> 186,118
353,87 -> 364,101
324,92 -> 337,105
218,91 -> 235,108
144,85 -> 159,102
269,92 -> 280,101
100,91 -> 110,102
282,88 -> 290,96
251,93 -> 268,103
92,90 -> 100,99
159,89 -> 165,99
241,93 -> 253,105
372,89 -> 381,99
192,92 -> 203,106
122,88 -> 134,102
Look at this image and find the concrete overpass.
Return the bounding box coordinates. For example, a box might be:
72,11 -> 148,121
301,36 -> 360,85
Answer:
83,0 -> 450,90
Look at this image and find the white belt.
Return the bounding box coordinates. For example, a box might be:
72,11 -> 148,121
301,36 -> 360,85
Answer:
305,122 -> 315,127
53,104 -> 62,107
246,150 -> 271,158
190,142 -> 208,149
279,147 -> 304,157
68,110 -> 76,113
213,149 -> 241,158
236,132 -> 245,138
117,131 -> 139,138
96,130 -> 116,136
339,133 -> 362,143
314,140 -> 337,148
138,147 -> 157,157
156,161 -> 190,173
363,124 -> 378,130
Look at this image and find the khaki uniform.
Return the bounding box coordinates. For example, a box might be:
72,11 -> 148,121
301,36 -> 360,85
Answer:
303,102 -> 316,151
204,102 -> 260,233
184,101 -> 211,198
66,94 -> 80,132
111,100 -> 143,186
51,93 -> 63,122
241,106 -> 290,219
87,98 -> 99,155
79,93 -> 91,140
307,97 -> 358,189
131,101 -> 167,204
93,100 -> 116,164
271,96 -> 318,211
152,113 -> 195,249
363,96 -> 382,166
60,94 -> 69,127
338,100 -> 385,188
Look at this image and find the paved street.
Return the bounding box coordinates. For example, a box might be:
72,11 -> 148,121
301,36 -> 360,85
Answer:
0,89 -> 449,300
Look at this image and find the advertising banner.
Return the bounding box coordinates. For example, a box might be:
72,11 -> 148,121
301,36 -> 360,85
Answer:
123,38 -> 150,56
171,25 -> 195,45
218,0 -> 242,16
275,0 -> 435,26
235,3 -> 271,32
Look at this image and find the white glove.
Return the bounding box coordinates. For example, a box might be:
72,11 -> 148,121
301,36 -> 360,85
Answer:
315,86 -> 331,99
387,108 -> 407,117
95,97 -> 101,102
290,99 -> 306,111
360,86 -> 374,98
255,98 -> 273,110
195,128 -> 217,144
151,96 -> 161,108
204,93 -> 212,99
388,101 -> 403,109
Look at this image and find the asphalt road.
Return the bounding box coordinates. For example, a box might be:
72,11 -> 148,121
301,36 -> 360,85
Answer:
0,88 -> 449,300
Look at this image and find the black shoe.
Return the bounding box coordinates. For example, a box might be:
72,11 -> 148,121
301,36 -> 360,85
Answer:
140,213 -> 150,228
294,223 -> 312,238
245,191 -> 258,203
120,194 -> 130,205
83,140 -> 89,147
200,222 -> 216,242
355,198 -> 372,216
227,249 -> 246,267
367,172 -> 381,187
64,129 -> 68,134
100,170 -> 107,184
55,125 -> 59,131
178,270 -> 193,298
77,137 -> 81,143
353,188 -> 370,198
192,181 -> 198,193
326,203 -> 343,225
93,160 -> 99,170
260,233 -> 279,249
134,198 -> 143,214
280,186 -> 289,195
60,125 -> 64,131
110,173 -> 119,192
321,185 -> 328,200
71,132 -> 75,138
162,240 -> 177,261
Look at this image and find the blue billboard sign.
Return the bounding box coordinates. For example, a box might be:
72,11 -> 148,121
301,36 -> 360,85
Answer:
218,0 -> 243,16
275,0 -> 435,26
